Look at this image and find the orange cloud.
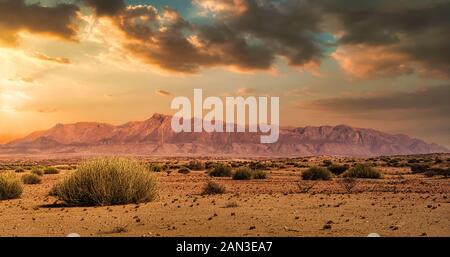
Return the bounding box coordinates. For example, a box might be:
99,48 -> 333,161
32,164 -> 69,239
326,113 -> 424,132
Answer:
333,44 -> 449,80
332,45 -> 413,79
0,0 -> 79,47
33,52 -> 71,64
155,89 -> 171,96
236,87 -> 256,95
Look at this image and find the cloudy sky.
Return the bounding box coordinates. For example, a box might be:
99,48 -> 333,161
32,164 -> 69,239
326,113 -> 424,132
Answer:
0,0 -> 449,147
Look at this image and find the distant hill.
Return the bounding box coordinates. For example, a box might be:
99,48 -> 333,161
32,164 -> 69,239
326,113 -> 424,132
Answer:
0,113 -> 447,157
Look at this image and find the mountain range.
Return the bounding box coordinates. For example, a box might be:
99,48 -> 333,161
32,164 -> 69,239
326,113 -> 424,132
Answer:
0,113 -> 447,157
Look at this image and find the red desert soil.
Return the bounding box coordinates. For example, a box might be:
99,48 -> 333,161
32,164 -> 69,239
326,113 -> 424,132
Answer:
0,158 -> 449,237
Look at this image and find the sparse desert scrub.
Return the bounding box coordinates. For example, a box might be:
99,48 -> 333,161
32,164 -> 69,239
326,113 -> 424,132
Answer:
147,163 -> 163,172
31,167 -> 44,176
301,167 -> 332,181
209,164 -> 232,177
202,181 -> 225,195
249,161 -> 267,170
0,173 -> 23,200
178,166 -> 191,174
44,167 -> 59,174
204,161 -> 217,170
252,170 -> 267,179
410,164 -> 429,174
424,167 -> 450,178
232,167 -> 253,180
327,164 -> 349,175
230,162 -> 240,168
52,157 -> 158,206
322,160 -> 333,166
187,160 -> 205,171
15,168 -> 25,173
343,164 -> 382,179
22,174 -> 42,184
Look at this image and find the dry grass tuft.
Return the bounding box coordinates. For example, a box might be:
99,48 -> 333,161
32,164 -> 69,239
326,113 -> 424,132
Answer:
52,157 -> 158,206
0,173 -> 23,200
22,174 -> 42,185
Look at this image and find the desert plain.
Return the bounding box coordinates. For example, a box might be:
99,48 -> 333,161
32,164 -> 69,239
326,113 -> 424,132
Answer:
0,154 -> 449,237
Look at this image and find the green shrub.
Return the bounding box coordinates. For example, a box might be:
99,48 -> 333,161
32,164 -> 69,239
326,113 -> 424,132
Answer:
343,164 -> 382,179
232,167 -> 253,180
15,168 -> 25,173
327,164 -> 349,175
425,167 -> 450,178
187,160 -> 205,171
31,167 -> 44,176
0,173 -> 23,200
44,167 -> 59,175
407,159 -> 418,164
202,181 -> 225,195
249,161 -> 266,170
424,170 -> 437,177
209,164 -> 232,177
252,170 -> 267,179
52,157 -> 158,206
22,174 -> 42,184
301,167 -> 332,180
178,166 -> 191,174
205,161 -> 217,170
410,164 -> 429,174
230,162 -> 240,168
322,160 -> 333,166
147,163 -> 162,172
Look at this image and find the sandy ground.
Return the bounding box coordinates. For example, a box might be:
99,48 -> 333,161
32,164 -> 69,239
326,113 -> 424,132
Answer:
0,159 -> 449,237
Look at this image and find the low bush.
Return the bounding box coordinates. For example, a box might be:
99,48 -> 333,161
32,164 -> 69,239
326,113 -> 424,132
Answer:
252,170 -> 267,179
22,174 -> 42,184
187,160 -> 205,171
232,167 -> 253,180
410,164 -> 429,174
31,168 -> 44,176
15,168 -> 25,173
249,161 -> 267,170
327,164 -> 349,175
52,157 -> 158,206
147,163 -> 162,172
178,166 -> 191,174
204,161 -> 217,170
0,173 -> 23,200
301,167 -> 332,181
202,181 -> 225,195
343,164 -> 382,179
44,167 -> 59,174
322,160 -> 333,166
209,164 -> 232,177
425,167 -> 450,178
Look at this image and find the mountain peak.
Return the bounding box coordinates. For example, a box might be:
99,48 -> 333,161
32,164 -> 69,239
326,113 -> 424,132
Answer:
150,113 -> 170,120
1,114 -> 447,157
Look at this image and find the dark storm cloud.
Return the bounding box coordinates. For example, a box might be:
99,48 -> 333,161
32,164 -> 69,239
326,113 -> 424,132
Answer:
197,0 -> 324,68
307,85 -> 450,114
81,0 -> 125,16
117,6 -> 219,73
3,0 -> 448,78
111,0 -> 449,77
315,0 -> 450,78
113,0 -> 326,73
0,0 -> 79,46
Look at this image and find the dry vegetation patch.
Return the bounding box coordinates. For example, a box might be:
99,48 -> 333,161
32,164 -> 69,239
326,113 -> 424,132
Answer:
52,157 -> 158,206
